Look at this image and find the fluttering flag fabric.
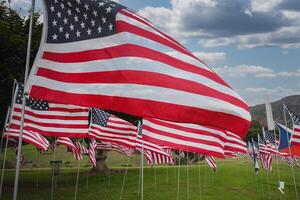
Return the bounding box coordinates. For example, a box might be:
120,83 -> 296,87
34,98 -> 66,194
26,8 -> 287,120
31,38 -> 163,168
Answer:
88,139 -> 97,166
96,141 -> 134,157
251,140 -> 260,174
205,156 -> 217,172
284,105 -> 300,146
258,135 -> 272,171
224,131 -> 247,155
25,0 -> 251,138
88,108 -> 137,148
142,118 -> 227,157
9,83 -> 89,138
56,137 -> 83,160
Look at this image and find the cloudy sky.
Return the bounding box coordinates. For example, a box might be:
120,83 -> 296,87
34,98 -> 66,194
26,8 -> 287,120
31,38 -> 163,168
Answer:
11,0 -> 300,106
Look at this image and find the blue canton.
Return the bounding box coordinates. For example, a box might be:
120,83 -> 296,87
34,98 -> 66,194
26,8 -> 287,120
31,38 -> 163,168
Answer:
92,108 -> 110,126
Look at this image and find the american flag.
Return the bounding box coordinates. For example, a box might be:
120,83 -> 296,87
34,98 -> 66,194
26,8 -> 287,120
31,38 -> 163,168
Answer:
88,108 -> 137,148
224,131 -> 247,155
264,129 -> 278,155
141,118 -> 227,158
136,122 -> 174,165
96,141 -> 134,157
258,135 -> 272,171
9,83 -> 89,138
205,156 -> 217,172
88,139 -> 97,166
284,106 -> 300,146
4,84 -> 51,151
224,150 -> 237,158
56,137 -> 82,160
251,140 -> 260,174
25,0 -> 251,138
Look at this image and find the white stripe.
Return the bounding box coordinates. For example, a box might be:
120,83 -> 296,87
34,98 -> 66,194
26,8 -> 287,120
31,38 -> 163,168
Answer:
31,76 -> 251,121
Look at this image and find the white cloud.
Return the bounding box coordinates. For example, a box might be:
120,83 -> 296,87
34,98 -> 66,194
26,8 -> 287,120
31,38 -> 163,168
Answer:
213,65 -> 300,78
193,51 -> 226,64
249,0 -> 283,12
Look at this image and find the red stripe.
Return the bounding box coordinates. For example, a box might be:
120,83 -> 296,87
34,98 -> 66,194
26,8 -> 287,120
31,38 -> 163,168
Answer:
30,86 -> 250,138
145,118 -> 226,142
42,43 -> 228,87
36,68 -> 249,111
143,124 -> 223,149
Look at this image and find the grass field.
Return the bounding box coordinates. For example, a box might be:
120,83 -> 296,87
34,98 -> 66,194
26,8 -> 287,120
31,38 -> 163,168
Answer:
1,155 -> 300,200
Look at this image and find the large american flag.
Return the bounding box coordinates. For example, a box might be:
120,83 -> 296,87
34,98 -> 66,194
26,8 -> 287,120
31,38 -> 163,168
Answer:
284,106 -> 300,146
25,0 -> 251,138
88,108 -> 137,148
142,118 -> 227,158
9,83 -> 89,138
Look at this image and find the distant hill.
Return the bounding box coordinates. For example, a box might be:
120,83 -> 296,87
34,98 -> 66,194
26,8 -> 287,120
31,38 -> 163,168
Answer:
250,95 -> 300,127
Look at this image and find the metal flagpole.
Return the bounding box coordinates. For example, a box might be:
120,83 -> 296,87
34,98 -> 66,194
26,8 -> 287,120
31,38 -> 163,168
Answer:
198,154 -> 202,200
51,139 -> 57,200
141,141 -> 144,200
35,149 -> 40,192
153,166 -> 157,189
283,107 -> 299,200
0,107 -> 10,154
0,136 -> 10,198
166,164 -> 169,184
137,160 -> 141,200
12,0 -> 35,198
186,151 -> 189,200
74,160 -> 81,200
86,167 -> 89,191
176,154 -> 181,200
273,129 -> 282,200
119,156 -> 131,200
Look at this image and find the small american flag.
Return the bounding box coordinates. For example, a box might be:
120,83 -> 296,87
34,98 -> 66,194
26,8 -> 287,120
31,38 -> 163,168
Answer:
25,0 -> 251,138
56,137 -> 82,160
9,83 -> 89,138
284,106 -> 300,146
88,139 -> 97,166
88,108 -> 137,148
96,141 -> 134,157
258,135 -> 272,171
224,131 -> 247,155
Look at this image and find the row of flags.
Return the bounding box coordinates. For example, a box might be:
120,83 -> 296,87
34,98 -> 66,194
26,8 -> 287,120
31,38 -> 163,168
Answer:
246,106 -> 300,173
3,82 -> 248,169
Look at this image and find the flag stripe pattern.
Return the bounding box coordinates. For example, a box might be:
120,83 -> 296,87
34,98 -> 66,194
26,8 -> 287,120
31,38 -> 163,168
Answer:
142,118 -> 227,158
285,106 -> 300,146
205,156 -> 217,171
88,139 -> 97,166
96,141 -> 134,157
25,0 -> 251,138
224,131 -> 247,155
88,108 -> 137,148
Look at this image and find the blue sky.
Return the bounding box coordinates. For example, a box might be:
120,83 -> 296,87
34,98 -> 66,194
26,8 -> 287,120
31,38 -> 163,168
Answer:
11,0 -> 300,105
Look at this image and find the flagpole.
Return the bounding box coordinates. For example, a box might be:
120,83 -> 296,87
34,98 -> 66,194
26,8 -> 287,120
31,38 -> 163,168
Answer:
186,151 -> 189,200
12,0 -> 35,198
0,135 -> 10,199
51,139 -> 57,200
153,166 -> 157,189
119,156 -> 130,200
283,107 -> 299,200
74,160 -> 81,200
176,153 -> 181,200
141,140 -> 144,200
0,107 -> 10,153
198,154 -> 202,200
272,129 -> 282,200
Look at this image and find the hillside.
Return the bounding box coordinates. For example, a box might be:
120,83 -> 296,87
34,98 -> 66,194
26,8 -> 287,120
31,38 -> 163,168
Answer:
250,95 -> 300,126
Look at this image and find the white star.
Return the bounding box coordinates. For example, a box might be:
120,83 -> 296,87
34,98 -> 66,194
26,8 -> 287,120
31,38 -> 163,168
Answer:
87,28 -> 91,35
65,32 -> 70,39
93,10 -> 98,17
98,2 -> 104,7
91,19 -> 95,26
52,20 -> 57,26
109,23 -> 113,31
52,34 -> 58,40
57,11 -> 61,18
76,30 -> 81,37
63,18 -> 68,24
76,0 -> 81,4
60,3 -> 65,9
83,13 -> 87,20
84,3 -> 89,10
67,1 -> 72,7
75,7 -> 80,13
101,17 -> 106,24
97,26 -> 102,33
80,22 -> 85,28
54,0 -> 58,3
69,24 -> 74,31
106,7 -> 112,13
74,15 -> 78,22
59,26 -> 63,32
67,9 -> 72,15
50,5 -> 55,12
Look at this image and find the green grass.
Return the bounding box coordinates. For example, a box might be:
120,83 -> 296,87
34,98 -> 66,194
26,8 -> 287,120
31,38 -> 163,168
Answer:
1,158 -> 300,200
